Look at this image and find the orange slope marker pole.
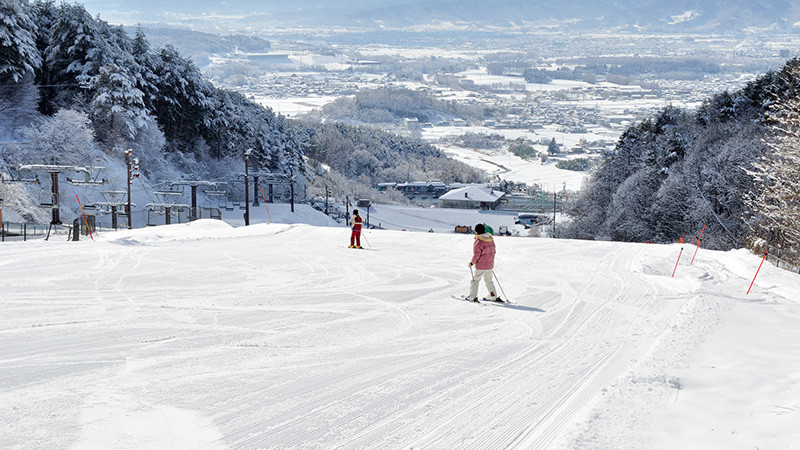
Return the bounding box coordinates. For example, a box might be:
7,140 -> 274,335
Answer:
259,187 -> 272,223
690,224 -> 706,265
672,247 -> 684,277
75,194 -> 94,241
746,251 -> 768,295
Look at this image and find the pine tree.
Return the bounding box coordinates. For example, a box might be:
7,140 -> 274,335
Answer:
547,137 -> 560,155
152,45 -> 213,147
0,0 -> 41,83
130,26 -> 159,112
30,0 -> 58,114
89,61 -> 147,142
42,3 -> 105,111
0,0 -> 41,131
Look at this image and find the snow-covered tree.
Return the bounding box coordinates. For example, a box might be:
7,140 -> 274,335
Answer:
0,0 -> 41,83
89,61 -> 148,143
566,96 -> 766,249
604,168 -> 661,242
130,26 -> 159,112
42,3 -> 103,110
152,45 -> 213,147
0,75 -> 38,130
748,63 -> 800,257
20,108 -> 97,165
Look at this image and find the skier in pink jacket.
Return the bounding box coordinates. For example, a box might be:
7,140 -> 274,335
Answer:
467,223 -> 499,302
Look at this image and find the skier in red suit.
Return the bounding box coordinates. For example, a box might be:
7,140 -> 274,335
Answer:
349,209 -> 363,248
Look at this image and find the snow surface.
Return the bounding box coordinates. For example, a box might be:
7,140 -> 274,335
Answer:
434,142 -> 589,192
3,211 -> 800,449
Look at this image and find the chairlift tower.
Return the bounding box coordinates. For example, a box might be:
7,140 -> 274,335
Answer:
15,164 -> 106,226
94,190 -> 130,230
205,188 -> 229,210
169,180 -> 227,221
146,191 -> 189,226
236,171 -> 295,219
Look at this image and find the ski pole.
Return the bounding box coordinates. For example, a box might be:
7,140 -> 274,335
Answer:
492,270 -> 509,301
469,264 -> 475,281
359,229 -> 371,247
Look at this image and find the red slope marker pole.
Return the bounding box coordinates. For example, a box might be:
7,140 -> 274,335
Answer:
690,239 -> 702,265
672,247 -> 684,277
690,224 -> 707,265
259,187 -> 272,223
747,251 -> 768,295
76,194 -> 94,241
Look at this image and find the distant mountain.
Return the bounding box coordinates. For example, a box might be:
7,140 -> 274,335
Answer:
82,0 -> 800,34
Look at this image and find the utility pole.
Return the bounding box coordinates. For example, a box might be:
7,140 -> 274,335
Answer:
289,165 -> 295,213
553,192 -> 557,237
325,184 -> 329,215
244,149 -> 252,226
49,171 -> 61,225
253,175 -> 259,206
124,149 -> 139,229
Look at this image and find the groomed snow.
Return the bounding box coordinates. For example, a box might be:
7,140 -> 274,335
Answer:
2,217 -> 799,448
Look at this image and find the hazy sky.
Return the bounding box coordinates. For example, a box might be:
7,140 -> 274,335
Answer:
74,0 -> 796,35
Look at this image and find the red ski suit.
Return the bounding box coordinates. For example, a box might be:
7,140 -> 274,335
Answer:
350,215 -> 363,247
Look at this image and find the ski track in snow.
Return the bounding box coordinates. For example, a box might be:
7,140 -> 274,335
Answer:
1,222 -> 799,448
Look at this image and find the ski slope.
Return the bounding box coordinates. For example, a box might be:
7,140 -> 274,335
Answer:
2,220 -> 800,449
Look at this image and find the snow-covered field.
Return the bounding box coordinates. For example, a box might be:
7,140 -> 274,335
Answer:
3,212 -> 799,449
434,143 -> 589,192
250,94 -> 339,117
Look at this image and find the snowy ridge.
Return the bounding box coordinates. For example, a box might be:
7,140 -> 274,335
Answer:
2,225 -> 799,448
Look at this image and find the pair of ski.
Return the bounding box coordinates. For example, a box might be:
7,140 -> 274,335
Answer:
452,295 -> 509,305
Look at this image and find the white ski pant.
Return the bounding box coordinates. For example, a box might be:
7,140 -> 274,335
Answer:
469,269 -> 497,300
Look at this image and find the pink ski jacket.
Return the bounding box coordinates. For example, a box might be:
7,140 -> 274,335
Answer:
471,233 -> 496,270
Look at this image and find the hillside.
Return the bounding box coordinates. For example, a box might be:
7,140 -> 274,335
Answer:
0,1 -> 484,225
78,0 -> 800,34
566,57 -> 800,264
2,221 -> 799,447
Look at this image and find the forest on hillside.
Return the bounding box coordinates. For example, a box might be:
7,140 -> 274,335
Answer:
0,0 -> 484,218
565,58 -> 800,265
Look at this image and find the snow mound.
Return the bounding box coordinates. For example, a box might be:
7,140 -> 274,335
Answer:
98,219 -> 292,245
